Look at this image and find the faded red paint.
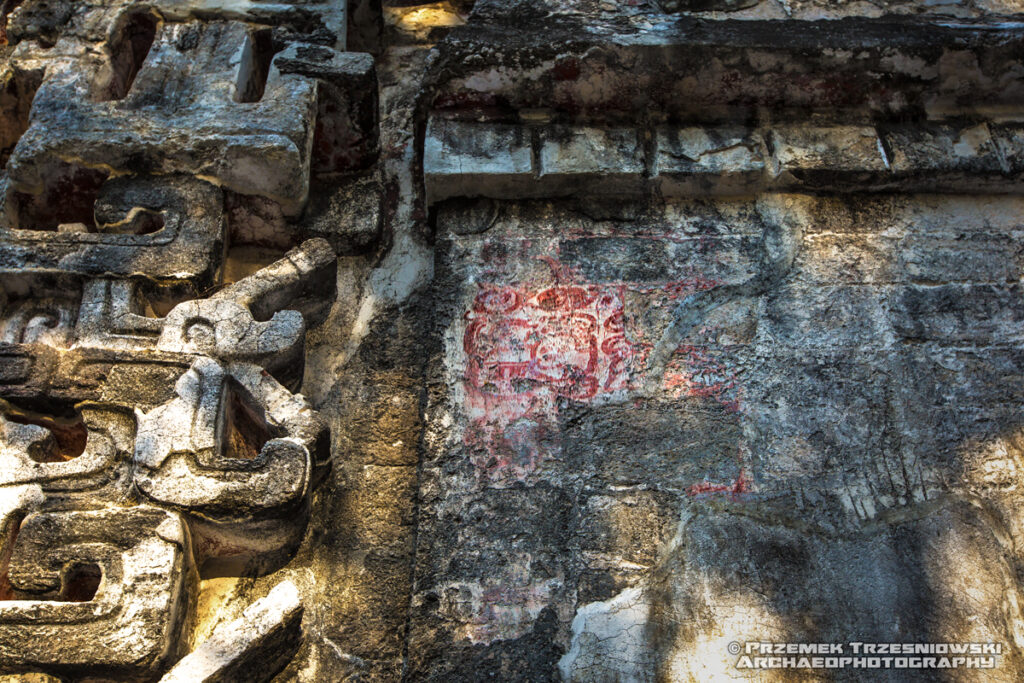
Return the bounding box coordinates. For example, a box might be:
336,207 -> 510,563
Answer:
663,344 -> 740,412
463,282 -> 633,482
687,469 -> 750,498
551,57 -> 581,82
461,256 -> 746,489
464,283 -> 631,401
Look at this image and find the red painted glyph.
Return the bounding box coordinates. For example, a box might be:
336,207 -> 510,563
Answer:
461,258 -> 745,491
463,283 -> 633,482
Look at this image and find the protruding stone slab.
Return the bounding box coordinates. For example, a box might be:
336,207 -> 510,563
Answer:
538,126 -> 644,195
8,20 -> 317,214
160,580 -> 303,683
880,122 -> 1017,190
769,124 -> 889,188
275,45 -> 379,173
8,0 -> 348,47
153,1 -> 348,48
425,118 -> 534,204
0,175 -> 224,285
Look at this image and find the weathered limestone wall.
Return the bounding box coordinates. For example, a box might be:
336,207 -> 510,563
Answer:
3,0 -> 1024,681
410,194 -> 1024,680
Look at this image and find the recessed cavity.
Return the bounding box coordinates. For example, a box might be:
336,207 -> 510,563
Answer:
1,399 -> 88,462
60,562 -> 101,602
234,28 -> 278,103
105,12 -> 157,101
10,163 -> 108,231
221,378 -> 274,460
0,65 -> 42,167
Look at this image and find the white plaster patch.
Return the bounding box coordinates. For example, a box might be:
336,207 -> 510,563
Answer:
558,586 -> 653,682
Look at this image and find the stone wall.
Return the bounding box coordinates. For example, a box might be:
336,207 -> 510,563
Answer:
2,0 -> 1024,681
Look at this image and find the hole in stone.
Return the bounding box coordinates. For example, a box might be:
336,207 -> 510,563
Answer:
221,378 -> 273,460
0,65 -> 42,167
105,11 -> 157,101
0,514 -> 23,601
94,208 -> 165,235
10,163 -> 108,231
1,398 -> 87,462
234,28 -> 278,103
10,167 -> 167,235
136,281 -> 198,318
60,562 -> 101,602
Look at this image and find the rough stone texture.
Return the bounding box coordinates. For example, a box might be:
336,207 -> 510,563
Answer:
160,580 -> 303,683
5,0 -> 1024,680
0,506 -> 196,680
424,119 -> 1024,200
0,175 -> 225,283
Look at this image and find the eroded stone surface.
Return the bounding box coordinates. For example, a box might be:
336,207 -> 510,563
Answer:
0,506 -> 196,680
160,580 -> 303,683
5,0 -> 1024,679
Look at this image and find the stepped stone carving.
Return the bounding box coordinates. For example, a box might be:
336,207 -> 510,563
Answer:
5,5 -> 375,217
0,402 -> 136,506
134,357 -> 329,575
0,506 -> 196,680
0,231 -> 335,672
0,0 -> 360,675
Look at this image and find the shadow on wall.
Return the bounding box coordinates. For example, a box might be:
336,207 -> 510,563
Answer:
542,194 -> 1024,681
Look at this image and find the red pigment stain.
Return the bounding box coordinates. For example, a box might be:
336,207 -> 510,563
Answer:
688,469 -> 750,498
663,344 -> 740,412
463,280 -> 633,482
462,256 -> 747,486
552,57 -> 581,82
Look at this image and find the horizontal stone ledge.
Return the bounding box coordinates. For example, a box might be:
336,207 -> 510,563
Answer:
431,17 -> 1024,120
424,117 -> 1024,203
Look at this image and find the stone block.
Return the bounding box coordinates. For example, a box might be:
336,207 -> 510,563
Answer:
538,126 -> 644,193
153,1 -> 348,48
134,357 -> 329,576
760,283 -> 895,350
0,506 -> 195,679
890,283 -> 1024,344
992,123 -> 1024,174
9,0 -> 348,47
656,126 -> 765,195
275,45 -> 378,173
160,580 -> 303,683
8,20 -> 317,214
882,122 -> 1017,191
0,175 -> 225,286
424,118 -> 534,203
897,230 -> 1022,284
303,175 -> 383,253
769,124 -> 889,189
